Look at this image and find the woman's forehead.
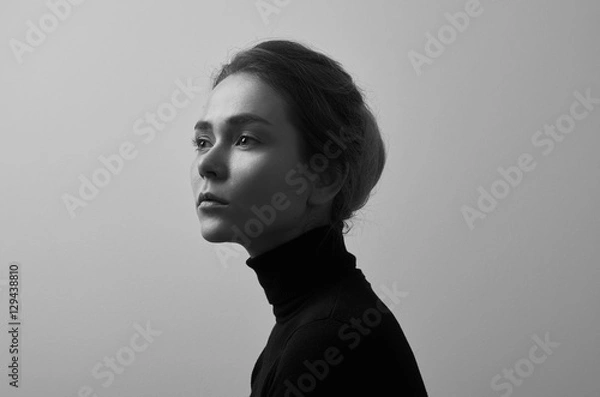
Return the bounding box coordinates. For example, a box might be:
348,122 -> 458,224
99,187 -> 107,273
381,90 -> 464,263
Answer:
202,73 -> 291,128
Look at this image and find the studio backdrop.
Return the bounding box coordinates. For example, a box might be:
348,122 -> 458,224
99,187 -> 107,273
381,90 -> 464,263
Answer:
1,0 -> 598,396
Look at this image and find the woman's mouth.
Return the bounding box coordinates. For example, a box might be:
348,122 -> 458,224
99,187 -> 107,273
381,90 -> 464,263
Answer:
198,200 -> 228,210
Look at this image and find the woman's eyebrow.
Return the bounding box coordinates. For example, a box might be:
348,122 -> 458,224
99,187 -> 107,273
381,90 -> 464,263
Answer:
194,113 -> 273,133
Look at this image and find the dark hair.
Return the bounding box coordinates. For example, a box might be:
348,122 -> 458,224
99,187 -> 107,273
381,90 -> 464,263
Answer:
211,40 -> 386,235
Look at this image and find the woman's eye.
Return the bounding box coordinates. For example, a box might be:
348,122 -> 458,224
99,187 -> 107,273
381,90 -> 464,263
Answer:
191,134 -> 257,151
236,134 -> 257,146
191,137 -> 209,151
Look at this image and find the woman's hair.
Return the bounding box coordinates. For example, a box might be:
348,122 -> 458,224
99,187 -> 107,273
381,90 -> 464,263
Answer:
211,39 -> 386,235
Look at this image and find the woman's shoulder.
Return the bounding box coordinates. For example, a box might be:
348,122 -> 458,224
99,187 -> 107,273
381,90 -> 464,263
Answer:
284,269 -> 402,346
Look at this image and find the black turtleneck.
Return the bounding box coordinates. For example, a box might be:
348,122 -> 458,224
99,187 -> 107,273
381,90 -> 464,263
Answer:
245,225 -> 428,396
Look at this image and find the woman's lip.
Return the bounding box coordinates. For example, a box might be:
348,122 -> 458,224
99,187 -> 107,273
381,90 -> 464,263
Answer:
198,200 -> 228,208
197,193 -> 229,206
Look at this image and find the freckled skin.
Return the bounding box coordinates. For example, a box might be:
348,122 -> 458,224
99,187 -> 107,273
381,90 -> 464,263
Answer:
190,73 -> 331,258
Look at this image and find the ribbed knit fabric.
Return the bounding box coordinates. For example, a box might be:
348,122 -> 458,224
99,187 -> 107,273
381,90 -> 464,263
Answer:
246,225 -> 428,396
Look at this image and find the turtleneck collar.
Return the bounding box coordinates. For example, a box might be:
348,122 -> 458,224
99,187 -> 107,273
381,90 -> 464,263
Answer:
246,225 -> 357,322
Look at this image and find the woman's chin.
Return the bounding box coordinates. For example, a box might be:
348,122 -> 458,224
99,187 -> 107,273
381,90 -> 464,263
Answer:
199,221 -> 232,243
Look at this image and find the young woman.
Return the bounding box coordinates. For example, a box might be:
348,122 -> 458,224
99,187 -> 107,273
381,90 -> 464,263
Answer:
190,39 -> 428,396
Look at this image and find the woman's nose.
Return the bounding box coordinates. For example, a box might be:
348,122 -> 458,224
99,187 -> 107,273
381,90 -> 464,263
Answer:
196,143 -> 227,180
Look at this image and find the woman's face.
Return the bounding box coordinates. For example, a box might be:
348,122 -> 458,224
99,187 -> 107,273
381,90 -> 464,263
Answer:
190,72 -> 326,257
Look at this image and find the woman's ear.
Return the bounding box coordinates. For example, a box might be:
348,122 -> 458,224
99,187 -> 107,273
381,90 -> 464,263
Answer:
307,162 -> 349,206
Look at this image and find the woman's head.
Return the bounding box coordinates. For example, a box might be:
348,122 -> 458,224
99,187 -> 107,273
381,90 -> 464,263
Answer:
190,39 -> 386,256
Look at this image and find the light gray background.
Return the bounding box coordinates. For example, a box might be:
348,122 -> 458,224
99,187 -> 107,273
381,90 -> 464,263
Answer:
1,0 -> 598,396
